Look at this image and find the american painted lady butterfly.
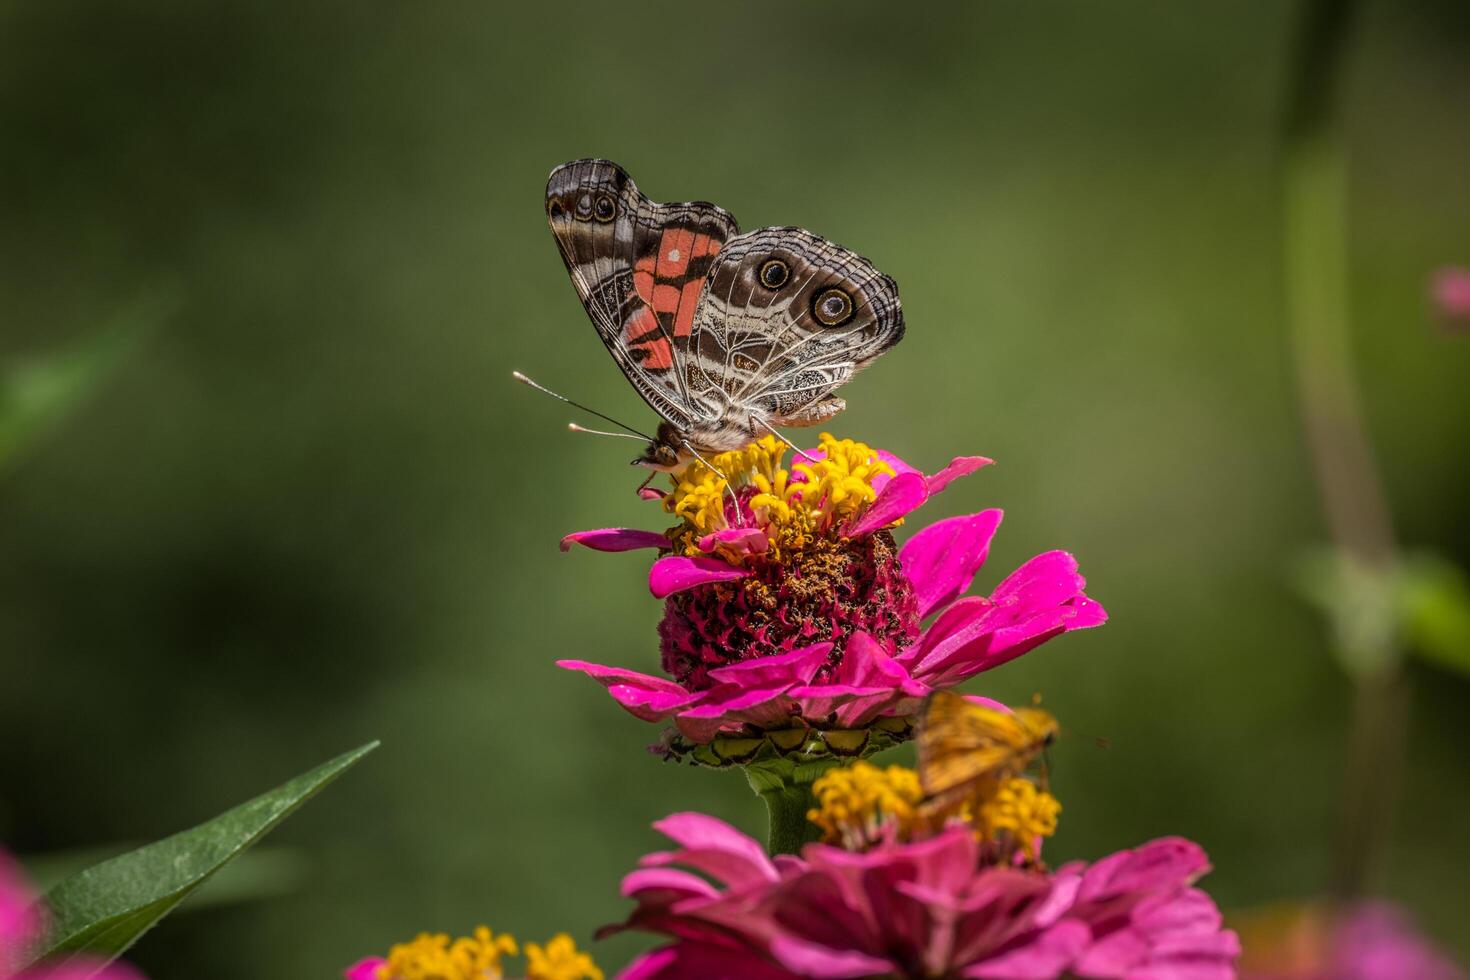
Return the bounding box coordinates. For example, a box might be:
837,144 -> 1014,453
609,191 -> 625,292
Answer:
544,159 -> 905,469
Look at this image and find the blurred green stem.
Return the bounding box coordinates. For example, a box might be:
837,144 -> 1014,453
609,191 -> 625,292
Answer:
1283,0 -> 1404,901
743,758 -> 837,854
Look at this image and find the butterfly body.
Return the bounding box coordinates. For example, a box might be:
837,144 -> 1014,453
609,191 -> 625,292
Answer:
916,692 -> 1059,807
545,159 -> 904,468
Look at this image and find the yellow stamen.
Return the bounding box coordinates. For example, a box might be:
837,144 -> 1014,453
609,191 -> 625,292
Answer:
975,778 -> 1061,860
663,434 -> 893,559
524,933 -> 604,980
379,926 -> 517,980
807,761 -> 923,849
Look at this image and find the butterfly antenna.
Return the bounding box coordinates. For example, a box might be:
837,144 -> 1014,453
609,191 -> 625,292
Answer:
512,371 -> 654,441
568,423 -> 645,441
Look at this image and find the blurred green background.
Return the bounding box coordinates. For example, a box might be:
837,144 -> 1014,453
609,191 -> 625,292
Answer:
2,1 -> 1468,975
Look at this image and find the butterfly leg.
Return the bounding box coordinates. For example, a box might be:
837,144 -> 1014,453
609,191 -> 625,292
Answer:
749,415 -> 817,463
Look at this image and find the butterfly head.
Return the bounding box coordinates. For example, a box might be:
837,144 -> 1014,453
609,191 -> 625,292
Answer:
633,423 -> 689,470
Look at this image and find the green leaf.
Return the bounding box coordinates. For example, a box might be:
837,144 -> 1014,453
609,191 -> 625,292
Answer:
31,742 -> 377,974
0,288 -> 176,474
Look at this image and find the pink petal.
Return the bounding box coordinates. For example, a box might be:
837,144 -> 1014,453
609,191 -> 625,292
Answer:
699,527 -> 770,558
674,686 -> 796,741
343,958 -> 387,980
768,934 -> 898,978
557,660 -> 700,721
0,848 -> 41,951
705,642 -> 833,688
649,813 -> 779,888
622,866 -> 723,902
649,556 -> 751,598
620,942 -> 799,980
961,920 -> 1090,979
846,472 -> 929,537
925,456 -> 993,495
561,527 -> 671,553
899,510 -> 1004,618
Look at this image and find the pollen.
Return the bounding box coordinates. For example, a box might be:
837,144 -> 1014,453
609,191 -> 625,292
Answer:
663,433 -> 893,558
807,760 -> 923,850
379,926 -> 518,980
975,778 -> 1062,861
523,933 -> 604,980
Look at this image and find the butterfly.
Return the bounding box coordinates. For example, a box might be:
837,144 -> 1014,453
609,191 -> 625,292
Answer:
544,159 -> 905,469
915,691 -> 1059,808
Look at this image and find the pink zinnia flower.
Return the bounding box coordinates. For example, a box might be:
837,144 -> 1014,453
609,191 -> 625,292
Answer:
607,812 -> 1237,980
558,435 -> 1105,755
0,847 -> 145,980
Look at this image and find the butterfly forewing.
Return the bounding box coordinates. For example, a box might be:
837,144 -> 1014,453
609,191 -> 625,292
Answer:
546,159 -> 738,429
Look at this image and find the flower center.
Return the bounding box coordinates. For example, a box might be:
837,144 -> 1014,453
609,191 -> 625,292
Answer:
373,928 -> 601,980
658,528 -> 921,690
379,927 -> 517,980
808,761 -> 924,849
663,433 -> 894,559
975,777 -> 1061,862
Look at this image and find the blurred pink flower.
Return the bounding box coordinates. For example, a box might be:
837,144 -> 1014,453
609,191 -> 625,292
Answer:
0,848 -> 145,980
1239,900 -> 1464,980
1432,267 -> 1470,332
559,437 -> 1104,745
608,813 -> 1236,980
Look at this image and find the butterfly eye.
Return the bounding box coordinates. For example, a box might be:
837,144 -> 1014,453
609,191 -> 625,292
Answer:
574,193 -> 594,220
758,259 -> 790,290
812,287 -> 854,326
594,194 -> 617,223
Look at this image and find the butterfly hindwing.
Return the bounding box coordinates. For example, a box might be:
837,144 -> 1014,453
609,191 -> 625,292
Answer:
689,227 -> 905,427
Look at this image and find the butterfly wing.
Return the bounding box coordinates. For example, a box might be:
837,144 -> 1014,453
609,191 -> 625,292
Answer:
546,159 -> 739,430
686,226 -> 904,428
916,691 -> 1035,799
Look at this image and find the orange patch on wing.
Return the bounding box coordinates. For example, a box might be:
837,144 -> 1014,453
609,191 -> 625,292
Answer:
673,279 -> 703,337
625,306 -> 659,343
636,336 -> 674,370
656,229 -> 695,277
633,256 -> 657,304
651,283 -> 683,314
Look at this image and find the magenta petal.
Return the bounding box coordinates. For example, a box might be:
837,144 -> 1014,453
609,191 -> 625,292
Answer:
343,958 -> 387,980
699,527 -> 770,557
649,812 -> 779,888
961,920 -> 1090,979
926,456 -> 993,495
767,934 -> 897,978
900,510 -> 1004,618
560,527 -> 671,553
675,686 -> 796,741
649,555 -> 752,598
0,849 -> 41,951
622,867 -> 722,902
706,642 -> 833,687
557,660 -> 700,721
620,942 -> 799,980
847,472 -> 929,537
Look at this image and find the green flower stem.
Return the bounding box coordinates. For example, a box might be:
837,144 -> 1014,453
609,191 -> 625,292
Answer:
1282,0 -> 1406,901
743,756 -> 845,854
